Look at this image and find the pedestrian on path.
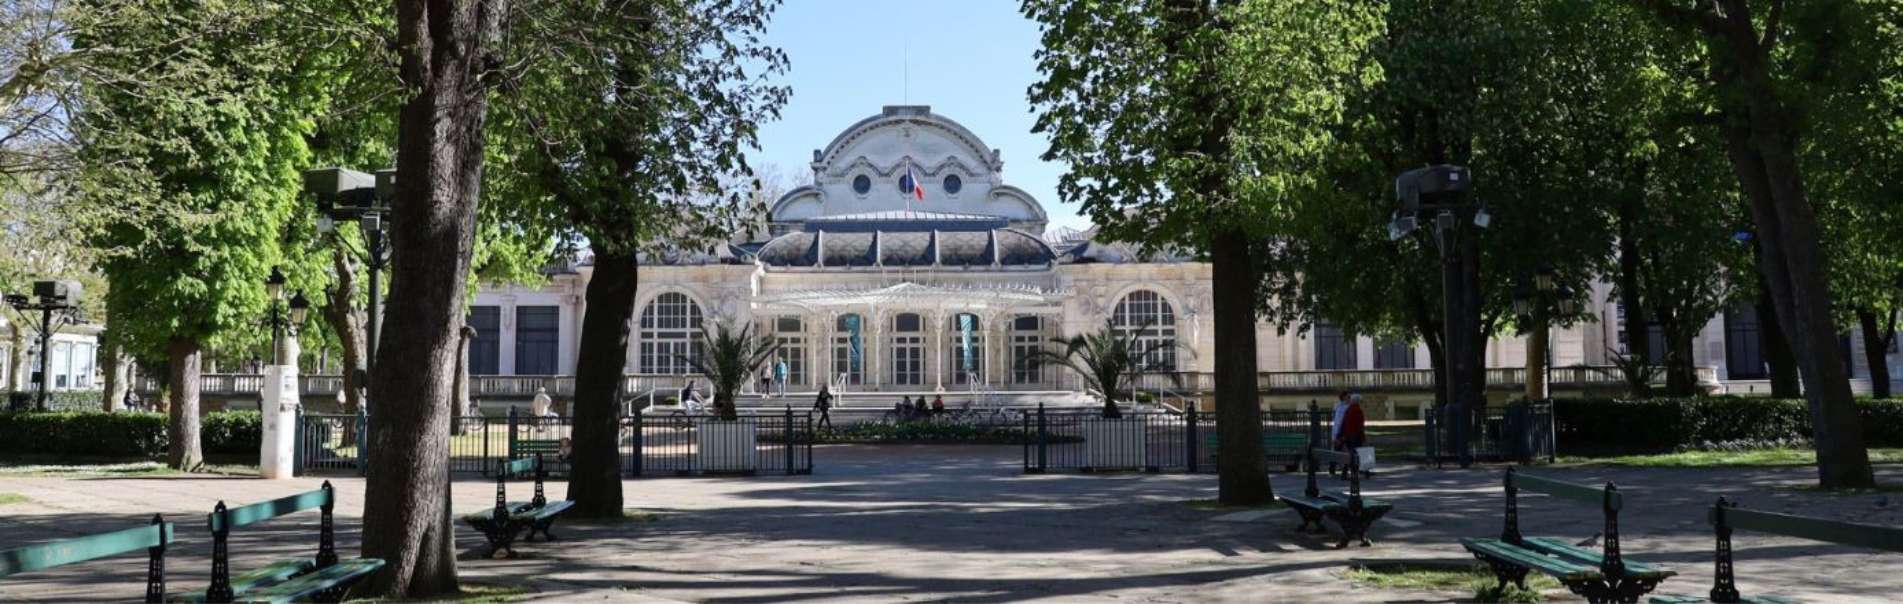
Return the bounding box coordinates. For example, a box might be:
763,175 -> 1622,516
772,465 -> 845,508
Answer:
814,385 -> 834,430
775,359 -> 789,397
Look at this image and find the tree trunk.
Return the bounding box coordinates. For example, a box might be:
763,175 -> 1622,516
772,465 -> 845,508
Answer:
166,337 -> 203,471
102,330 -> 130,413
1661,317 -> 1696,397
361,0 -> 503,596
1755,276 -> 1800,397
1211,227 -> 1270,505
1858,308 -> 1894,399
324,245 -> 368,430
1524,322 -> 1547,400
1616,194 -> 1653,397
6,322 -> 24,393
1719,80 -> 1871,487
567,248 -> 638,518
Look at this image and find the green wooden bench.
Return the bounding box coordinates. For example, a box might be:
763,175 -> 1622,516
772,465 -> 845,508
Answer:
1462,468 -> 1674,603
1650,497 -> 1903,604
463,454 -> 575,558
1205,431 -> 1309,471
171,481 -> 384,603
0,516 -> 174,603
1280,446 -> 1392,547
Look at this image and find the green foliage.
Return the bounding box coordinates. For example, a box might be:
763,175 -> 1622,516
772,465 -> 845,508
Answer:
1024,0 -> 1383,253
1032,319 -> 1186,417
680,320 -> 778,420
0,410 -> 260,458
1554,397 -> 1903,452
1345,564 -> 1557,602
5,390 -> 102,412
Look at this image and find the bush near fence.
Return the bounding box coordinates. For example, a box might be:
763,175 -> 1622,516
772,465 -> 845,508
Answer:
0,410 -> 261,459
5,390 -> 107,412
1554,397 -> 1903,451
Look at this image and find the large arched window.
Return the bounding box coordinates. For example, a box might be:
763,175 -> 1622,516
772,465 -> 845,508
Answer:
639,293 -> 703,374
1112,290 -> 1177,371
891,313 -> 923,385
833,314 -> 865,385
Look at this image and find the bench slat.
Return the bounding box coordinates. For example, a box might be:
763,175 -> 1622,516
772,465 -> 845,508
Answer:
1461,538 -> 1601,581
1521,537 -> 1675,579
499,457 -> 536,477
237,558 -> 386,604
0,522 -> 173,577
1727,508 -> 1903,553
1280,496 -> 1341,512
214,490 -> 331,532
169,558 -> 316,603
1515,473 -> 1621,511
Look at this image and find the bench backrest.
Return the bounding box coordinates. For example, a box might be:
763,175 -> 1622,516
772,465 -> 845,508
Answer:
1513,472 -> 1621,512
0,520 -> 173,577
211,487 -> 332,532
1308,447 -> 1351,465
500,456 -> 537,478
1726,506 -> 1903,552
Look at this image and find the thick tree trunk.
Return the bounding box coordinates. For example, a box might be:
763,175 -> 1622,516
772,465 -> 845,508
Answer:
1616,196 -> 1653,396
1661,318 -> 1697,397
568,248 -> 638,518
1720,95 -> 1871,487
1755,277 -> 1800,397
1858,308 -> 1894,399
102,330 -> 130,412
1211,228 -> 1270,504
360,0 -> 503,596
166,337 -> 202,470
6,323 -> 24,393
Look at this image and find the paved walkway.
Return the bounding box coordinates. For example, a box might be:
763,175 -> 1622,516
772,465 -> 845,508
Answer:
2,446 -> 1900,602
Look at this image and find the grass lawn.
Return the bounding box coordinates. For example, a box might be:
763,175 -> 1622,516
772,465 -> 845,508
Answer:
0,492 -> 29,505
1557,447 -> 1903,468
0,461 -> 258,477
1345,563 -> 1556,602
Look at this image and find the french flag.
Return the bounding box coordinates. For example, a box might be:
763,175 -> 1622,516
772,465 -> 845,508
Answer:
907,162 -> 926,201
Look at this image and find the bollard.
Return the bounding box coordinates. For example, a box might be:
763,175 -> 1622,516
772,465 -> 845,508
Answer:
1035,403 -> 1048,473
507,406 -> 519,461
630,409 -> 644,477
1186,405 -> 1199,473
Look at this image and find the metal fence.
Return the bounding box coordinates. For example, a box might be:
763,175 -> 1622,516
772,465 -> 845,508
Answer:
294,408 -> 814,478
1021,406 -> 1330,473
1422,400 -> 1555,466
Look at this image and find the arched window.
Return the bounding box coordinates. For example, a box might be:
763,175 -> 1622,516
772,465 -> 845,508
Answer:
833,313 -> 865,385
772,317 -> 806,386
638,293 -> 703,374
1011,315 -> 1046,384
1112,290 -> 1177,371
948,313 -> 984,384
891,313 -> 923,385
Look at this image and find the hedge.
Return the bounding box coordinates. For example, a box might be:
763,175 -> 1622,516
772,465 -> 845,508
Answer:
0,410 -> 262,459
5,390 -> 106,412
1554,396 -> 1903,451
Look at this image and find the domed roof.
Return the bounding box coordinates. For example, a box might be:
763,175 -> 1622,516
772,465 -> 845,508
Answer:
753,228 -> 1056,269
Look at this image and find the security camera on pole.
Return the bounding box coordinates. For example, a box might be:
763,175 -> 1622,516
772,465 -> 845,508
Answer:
1391,165 -> 1486,467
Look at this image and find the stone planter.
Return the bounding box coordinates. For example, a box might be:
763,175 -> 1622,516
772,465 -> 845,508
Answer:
1083,418 -> 1148,470
697,421 -> 758,472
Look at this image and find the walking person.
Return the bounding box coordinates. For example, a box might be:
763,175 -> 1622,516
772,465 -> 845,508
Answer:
813,384 -> 834,430
1329,391 -> 1350,476
530,386 -> 556,434
1339,393 -> 1368,477
775,358 -> 789,397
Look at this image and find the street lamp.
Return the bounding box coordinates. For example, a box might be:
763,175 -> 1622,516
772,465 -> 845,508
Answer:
303,167 -> 392,373
5,281 -> 81,411
1392,165 -> 1484,467
1514,269 -> 1577,400
266,267 -> 288,364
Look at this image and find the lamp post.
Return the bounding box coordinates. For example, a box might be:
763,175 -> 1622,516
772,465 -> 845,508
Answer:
1513,263 -> 1577,400
1391,165 -> 1485,467
6,281 -> 81,412
302,167 -> 392,373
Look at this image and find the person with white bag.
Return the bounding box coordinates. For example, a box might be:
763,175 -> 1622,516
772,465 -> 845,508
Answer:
1337,393 -> 1371,477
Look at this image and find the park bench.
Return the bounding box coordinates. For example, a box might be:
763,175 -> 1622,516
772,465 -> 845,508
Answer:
1205,430 -> 1309,471
171,481 -> 384,603
1279,446 -> 1392,547
463,454 -> 574,558
1462,468 -> 1674,603
0,516 -> 175,603
1650,497 -> 1903,604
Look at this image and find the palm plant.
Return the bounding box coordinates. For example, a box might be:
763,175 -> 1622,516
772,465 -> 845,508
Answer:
1032,318 -> 1186,418
679,319 -> 780,420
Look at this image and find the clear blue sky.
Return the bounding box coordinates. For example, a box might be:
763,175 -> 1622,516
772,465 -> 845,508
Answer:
749,0 -> 1089,231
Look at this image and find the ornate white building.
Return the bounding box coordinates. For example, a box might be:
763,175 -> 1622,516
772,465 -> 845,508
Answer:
468,106 -> 1901,409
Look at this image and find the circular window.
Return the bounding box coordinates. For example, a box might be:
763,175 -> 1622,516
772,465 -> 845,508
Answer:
852,175 -> 871,195
943,174 -> 963,195
898,173 -> 915,194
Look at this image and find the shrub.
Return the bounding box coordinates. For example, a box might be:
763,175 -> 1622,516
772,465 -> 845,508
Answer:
1554,397 -> 1903,451
4,390 -> 104,412
0,410 -> 263,459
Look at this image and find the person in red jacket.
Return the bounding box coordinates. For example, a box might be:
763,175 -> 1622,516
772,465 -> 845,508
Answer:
1337,393 -> 1368,451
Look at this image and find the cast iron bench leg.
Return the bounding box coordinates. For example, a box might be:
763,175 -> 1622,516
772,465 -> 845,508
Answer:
1293,507 -> 1325,533
529,518 -> 559,542
1477,555 -> 1530,590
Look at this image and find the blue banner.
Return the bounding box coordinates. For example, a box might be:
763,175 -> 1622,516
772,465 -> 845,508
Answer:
959,313 -> 974,374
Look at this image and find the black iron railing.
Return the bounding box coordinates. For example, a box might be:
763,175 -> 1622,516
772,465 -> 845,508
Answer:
1423,399 -> 1554,466
1021,405 -> 1330,474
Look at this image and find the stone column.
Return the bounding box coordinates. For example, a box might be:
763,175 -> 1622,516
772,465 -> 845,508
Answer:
931,309 -> 947,392
260,363 -> 300,479
870,309 -> 884,391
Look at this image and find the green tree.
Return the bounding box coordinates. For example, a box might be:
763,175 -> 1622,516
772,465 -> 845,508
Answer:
488,0 -> 788,519
1034,319 -> 1185,418
1630,0 -> 1877,487
681,319 -> 779,421
1025,0 -> 1381,505
73,0 -> 325,470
